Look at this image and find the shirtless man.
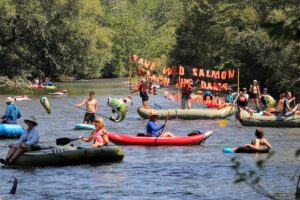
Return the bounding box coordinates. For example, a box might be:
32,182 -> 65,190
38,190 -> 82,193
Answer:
75,91 -> 99,124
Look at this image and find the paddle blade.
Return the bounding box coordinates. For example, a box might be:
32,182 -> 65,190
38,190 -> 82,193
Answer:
219,119 -> 227,127
56,138 -> 74,146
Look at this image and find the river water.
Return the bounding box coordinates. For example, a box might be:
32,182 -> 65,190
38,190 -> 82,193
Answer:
0,79 -> 299,200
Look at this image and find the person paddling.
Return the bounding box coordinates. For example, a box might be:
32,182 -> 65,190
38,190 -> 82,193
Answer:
1,97 -> 21,124
79,117 -> 109,147
146,112 -> 174,137
75,91 -> 99,124
0,116 -> 40,165
231,128 -> 272,153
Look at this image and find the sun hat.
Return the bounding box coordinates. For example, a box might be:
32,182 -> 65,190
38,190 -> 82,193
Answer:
149,111 -> 159,118
253,80 -> 257,83
24,116 -> 38,126
5,97 -> 14,103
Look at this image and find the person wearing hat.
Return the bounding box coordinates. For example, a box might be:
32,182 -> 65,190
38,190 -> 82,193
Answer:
230,128 -> 272,153
249,80 -> 261,112
1,97 -> 21,124
146,112 -> 174,137
225,88 -> 234,104
0,116 -> 40,165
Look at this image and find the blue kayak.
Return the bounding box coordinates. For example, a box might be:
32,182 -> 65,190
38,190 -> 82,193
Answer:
0,124 -> 24,138
74,124 -> 95,130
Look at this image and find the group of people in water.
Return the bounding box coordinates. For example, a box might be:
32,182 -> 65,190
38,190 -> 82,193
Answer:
1,75 -> 298,164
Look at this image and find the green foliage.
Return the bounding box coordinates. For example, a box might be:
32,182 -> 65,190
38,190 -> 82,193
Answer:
170,0 -> 300,98
101,0 -> 183,77
0,0 -> 112,81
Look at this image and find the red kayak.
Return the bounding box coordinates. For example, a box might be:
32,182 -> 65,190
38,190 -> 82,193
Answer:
107,131 -> 213,146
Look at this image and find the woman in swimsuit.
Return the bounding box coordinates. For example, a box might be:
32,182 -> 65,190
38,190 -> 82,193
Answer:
249,80 -> 261,112
79,118 -> 109,147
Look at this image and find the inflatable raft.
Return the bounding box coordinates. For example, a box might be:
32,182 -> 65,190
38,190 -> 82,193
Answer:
236,109 -> 300,127
223,147 -> 270,154
74,124 -> 95,130
137,106 -> 235,120
5,145 -> 124,167
0,124 -> 24,138
107,131 -> 213,146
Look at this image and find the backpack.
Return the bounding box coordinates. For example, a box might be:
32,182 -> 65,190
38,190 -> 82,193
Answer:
187,129 -> 204,136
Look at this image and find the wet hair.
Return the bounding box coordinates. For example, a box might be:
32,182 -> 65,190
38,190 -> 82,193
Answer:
89,91 -> 95,96
255,128 -> 264,139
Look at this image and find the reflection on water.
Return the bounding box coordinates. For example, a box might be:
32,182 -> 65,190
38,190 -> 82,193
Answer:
0,79 -> 299,200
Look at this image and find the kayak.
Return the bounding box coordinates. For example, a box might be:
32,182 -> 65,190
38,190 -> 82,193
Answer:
236,109 -> 300,127
223,147 -> 270,154
137,106 -> 235,120
5,145 -> 124,167
0,124 -> 24,138
74,124 -> 95,130
107,131 -> 213,146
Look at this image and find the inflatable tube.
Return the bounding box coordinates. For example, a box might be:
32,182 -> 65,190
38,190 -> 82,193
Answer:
223,147 -> 270,154
74,124 -> 95,130
0,124 -> 24,138
137,106 -> 235,120
107,131 -> 213,146
236,109 -> 300,127
4,145 -> 124,167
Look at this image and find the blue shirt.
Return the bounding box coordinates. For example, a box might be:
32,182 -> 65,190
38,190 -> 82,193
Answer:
146,120 -> 164,136
225,94 -> 234,103
15,127 -> 39,146
2,103 -> 21,123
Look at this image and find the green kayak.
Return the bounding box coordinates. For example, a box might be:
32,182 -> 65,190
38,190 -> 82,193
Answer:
5,145 -> 124,167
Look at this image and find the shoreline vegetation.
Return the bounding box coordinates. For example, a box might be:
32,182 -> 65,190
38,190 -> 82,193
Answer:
0,0 -> 299,99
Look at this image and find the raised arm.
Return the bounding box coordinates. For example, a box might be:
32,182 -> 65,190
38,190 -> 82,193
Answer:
75,99 -> 86,108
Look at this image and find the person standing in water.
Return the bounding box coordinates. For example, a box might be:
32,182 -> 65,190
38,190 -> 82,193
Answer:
75,91 -> 99,124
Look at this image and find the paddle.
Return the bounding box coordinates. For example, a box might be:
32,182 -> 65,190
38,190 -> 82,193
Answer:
219,93 -> 239,127
76,107 -> 111,120
56,137 -> 80,146
160,111 -> 170,135
153,102 -> 166,110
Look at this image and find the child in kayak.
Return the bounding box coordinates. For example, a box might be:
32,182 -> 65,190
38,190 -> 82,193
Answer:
75,91 -> 99,124
79,117 -> 109,147
231,128 -> 272,153
0,116 -> 40,165
146,112 -> 174,137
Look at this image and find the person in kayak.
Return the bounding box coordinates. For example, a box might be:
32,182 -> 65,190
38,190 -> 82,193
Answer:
79,117 -> 109,147
231,128 -> 272,153
0,116 -> 40,165
1,97 -> 21,124
131,79 -> 150,109
236,88 -> 254,119
75,91 -> 99,124
146,112 -> 174,137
